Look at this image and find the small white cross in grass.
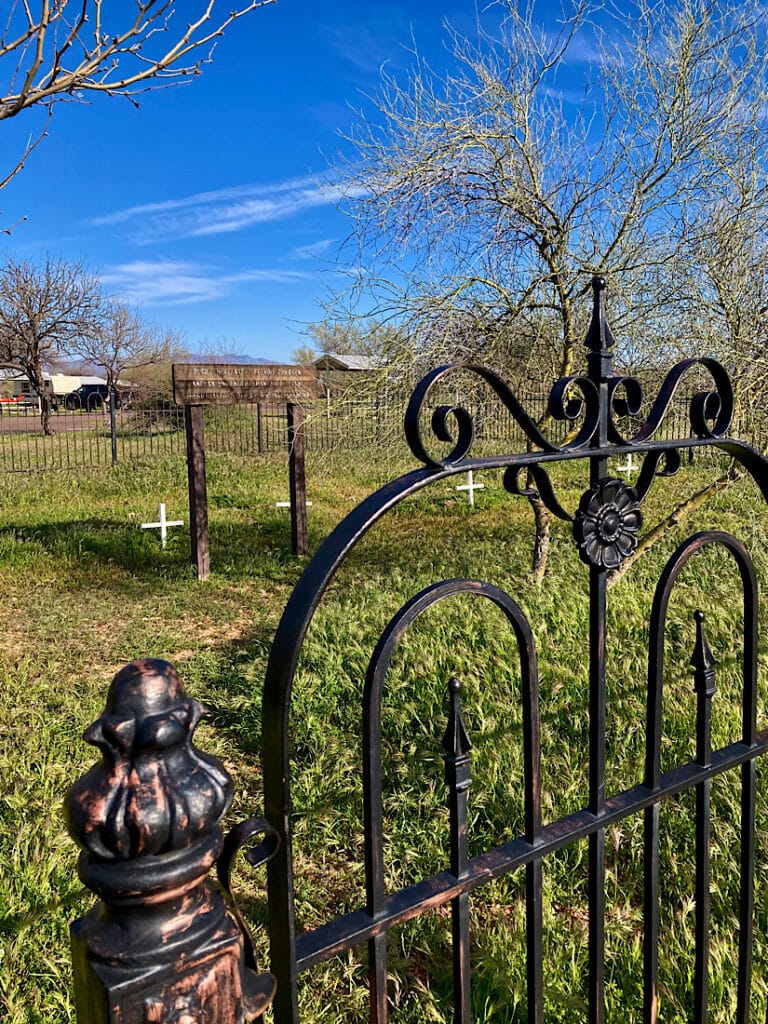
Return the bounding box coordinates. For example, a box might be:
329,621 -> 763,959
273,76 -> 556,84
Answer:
616,454 -> 638,480
455,470 -> 485,507
141,503 -> 184,549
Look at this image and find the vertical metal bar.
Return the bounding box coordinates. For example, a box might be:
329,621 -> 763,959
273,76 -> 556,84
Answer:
55,409 -> 63,468
287,404 -> 308,558
443,678 -> 472,1024
642,548 -> 666,1024
24,406 -> 32,471
738,548 -> 758,1024
588,550 -> 607,1024
0,406 -> 6,471
643,804 -> 660,1024
109,388 -> 118,465
691,611 -> 716,1023
694,776 -> 711,1024
583,276 -> 612,1024
522,632 -> 544,1024
257,402 -> 264,454
738,758 -> 755,1023
526,859 -> 543,1024
363,621 -> 388,1024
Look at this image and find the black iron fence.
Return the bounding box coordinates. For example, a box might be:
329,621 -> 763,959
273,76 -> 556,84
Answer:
0,396 -> 185,471
1,381 -> 765,472
65,280 -> 768,1022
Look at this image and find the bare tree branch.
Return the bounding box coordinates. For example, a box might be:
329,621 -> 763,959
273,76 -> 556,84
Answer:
0,1 -> 275,190
73,299 -> 187,392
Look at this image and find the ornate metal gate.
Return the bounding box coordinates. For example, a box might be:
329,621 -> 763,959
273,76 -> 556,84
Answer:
67,277 -> 768,1022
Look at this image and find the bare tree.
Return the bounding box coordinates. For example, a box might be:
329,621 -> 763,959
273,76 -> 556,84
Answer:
304,318 -> 403,361
291,343 -> 317,365
337,0 -> 768,579
74,300 -> 187,395
0,1 -> 275,193
0,255 -> 102,434
608,140 -> 768,584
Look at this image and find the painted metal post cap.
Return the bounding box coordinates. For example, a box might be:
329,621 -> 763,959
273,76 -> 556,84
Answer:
65,658 -> 233,901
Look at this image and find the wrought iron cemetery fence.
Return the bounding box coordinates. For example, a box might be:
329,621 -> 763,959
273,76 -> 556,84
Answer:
66,278 -> 768,1022
0,365 -> 746,473
0,392 -> 186,471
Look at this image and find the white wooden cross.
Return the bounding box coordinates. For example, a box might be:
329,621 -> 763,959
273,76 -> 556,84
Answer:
456,470 -> 485,507
141,503 -> 184,549
616,453 -> 638,479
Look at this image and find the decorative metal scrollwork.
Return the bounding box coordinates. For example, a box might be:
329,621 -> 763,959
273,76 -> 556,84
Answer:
404,363 -> 557,467
218,816 -> 281,973
404,278 -> 735,471
547,375 -> 600,449
503,465 -> 573,522
620,358 -> 734,445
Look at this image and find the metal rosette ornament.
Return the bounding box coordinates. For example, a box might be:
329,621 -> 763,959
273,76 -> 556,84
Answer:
573,478 -> 643,570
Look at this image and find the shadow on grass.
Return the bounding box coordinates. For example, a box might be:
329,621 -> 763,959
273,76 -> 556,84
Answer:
0,515 -> 328,585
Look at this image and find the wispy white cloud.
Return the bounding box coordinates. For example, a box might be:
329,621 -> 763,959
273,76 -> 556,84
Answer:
101,260 -> 310,306
324,21 -> 403,75
291,238 -> 336,259
92,175 -> 366,243
92,176 -> 318,226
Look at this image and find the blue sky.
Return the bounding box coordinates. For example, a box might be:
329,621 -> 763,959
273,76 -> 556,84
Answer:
0,1 -> 509,362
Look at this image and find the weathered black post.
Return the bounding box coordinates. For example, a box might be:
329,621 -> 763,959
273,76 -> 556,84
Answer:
64,658 -> 275,1023
184,404 -> 210,580
108,388 -> 118,466
287,403 -> 308,557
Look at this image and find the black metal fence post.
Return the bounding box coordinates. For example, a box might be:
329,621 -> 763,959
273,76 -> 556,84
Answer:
108,388 -> 118,466
64,658 -> 276,1023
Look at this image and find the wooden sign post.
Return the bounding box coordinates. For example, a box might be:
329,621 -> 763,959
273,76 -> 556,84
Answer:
287,403 -> 308,557
173,363 -> 319,577
184,404 -> 209,579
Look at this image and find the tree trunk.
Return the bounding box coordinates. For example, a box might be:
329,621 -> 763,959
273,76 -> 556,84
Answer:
39,390 -> 54,435
526,468 -> 551,583
30,357 -> 54,435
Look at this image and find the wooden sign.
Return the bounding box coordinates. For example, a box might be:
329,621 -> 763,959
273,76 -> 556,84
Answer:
172,363 -> 318,406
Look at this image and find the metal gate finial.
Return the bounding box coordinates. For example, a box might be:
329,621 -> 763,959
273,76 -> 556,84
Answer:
65,658 -> 274,1024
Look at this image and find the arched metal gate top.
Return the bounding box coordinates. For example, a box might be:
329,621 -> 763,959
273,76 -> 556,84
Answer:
261,277 -> 768,1023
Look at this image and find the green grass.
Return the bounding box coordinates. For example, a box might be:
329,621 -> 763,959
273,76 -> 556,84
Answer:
1,447 -> 767,1022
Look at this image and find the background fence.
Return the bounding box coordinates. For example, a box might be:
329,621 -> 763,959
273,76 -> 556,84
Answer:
0,385 -> 762,472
